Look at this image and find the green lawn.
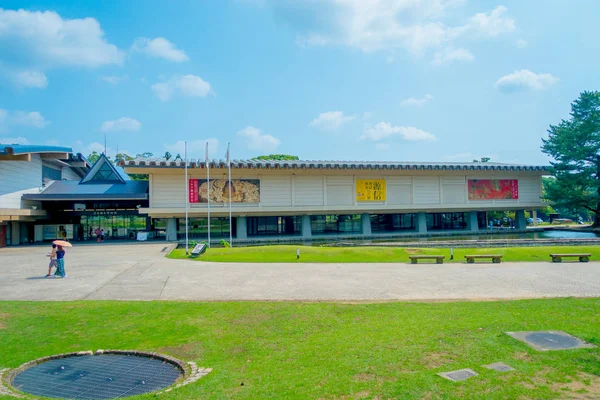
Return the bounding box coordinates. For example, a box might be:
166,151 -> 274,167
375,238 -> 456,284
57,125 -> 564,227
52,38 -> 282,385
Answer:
168,245 -> 600,263
1,300 -> 599,399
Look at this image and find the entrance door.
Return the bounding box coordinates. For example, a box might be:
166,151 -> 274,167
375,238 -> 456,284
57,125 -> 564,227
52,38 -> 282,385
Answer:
0,225 -> 6,247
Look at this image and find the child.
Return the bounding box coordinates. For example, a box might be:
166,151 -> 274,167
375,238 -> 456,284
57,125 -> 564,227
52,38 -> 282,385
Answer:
46,244 -> 57,277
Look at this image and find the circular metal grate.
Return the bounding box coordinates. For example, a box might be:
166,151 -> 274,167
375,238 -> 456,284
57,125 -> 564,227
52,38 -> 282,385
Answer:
524,332 -> 582,350
12,354 -> 182,399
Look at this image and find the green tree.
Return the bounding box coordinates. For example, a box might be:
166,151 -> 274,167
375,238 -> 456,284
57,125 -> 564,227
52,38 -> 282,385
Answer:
541,91 -> 600,225
472,157 -> 491,163
164,151 -> 172,161
253,154 -> 299,161
87,151 -> 102,164
114,153 -> 134,163
136,152 -> 154,158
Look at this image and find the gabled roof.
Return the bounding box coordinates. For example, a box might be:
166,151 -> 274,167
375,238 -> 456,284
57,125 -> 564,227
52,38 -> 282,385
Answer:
120,158 -> 550,172
81,153 -> 129,184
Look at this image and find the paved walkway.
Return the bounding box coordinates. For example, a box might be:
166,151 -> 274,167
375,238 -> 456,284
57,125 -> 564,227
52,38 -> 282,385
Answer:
1,243 -> 600,301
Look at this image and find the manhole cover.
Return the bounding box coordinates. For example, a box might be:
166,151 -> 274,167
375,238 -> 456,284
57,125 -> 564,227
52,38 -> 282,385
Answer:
505,331 -> 596,351
12,353 -> 183,399
438,368 -> 478,382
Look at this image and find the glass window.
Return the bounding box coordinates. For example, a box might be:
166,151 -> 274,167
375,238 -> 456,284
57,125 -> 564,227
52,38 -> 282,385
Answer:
426,213 -> 467,230
178,217 -> 235,239
247,216 -> 302,236
310,215 -> 362,235
370,214 -> 416,232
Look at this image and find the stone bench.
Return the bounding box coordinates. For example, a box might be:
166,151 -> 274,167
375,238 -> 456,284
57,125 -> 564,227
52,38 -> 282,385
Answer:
550,253 -> 591,263
465,254 -> 502,263
409,255 -> 445,264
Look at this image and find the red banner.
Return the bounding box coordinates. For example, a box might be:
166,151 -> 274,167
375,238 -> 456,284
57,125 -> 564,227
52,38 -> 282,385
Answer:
468,179 -> 518,200
188,179 -> 199,203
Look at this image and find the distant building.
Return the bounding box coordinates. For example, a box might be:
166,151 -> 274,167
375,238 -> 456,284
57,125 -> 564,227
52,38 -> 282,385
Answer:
121,158 -> 549,242
0,144 -> 89,246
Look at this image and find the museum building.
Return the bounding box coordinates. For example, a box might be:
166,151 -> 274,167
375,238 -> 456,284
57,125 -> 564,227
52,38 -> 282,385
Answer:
121,158 -> 549,242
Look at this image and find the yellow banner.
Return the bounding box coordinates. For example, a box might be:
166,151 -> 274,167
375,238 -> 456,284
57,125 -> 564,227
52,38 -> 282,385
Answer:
356,180 -> 386,201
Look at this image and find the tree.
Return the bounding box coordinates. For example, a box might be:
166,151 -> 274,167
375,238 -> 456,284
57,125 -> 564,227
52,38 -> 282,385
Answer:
473,157 -> 491,163
87,151 -> 103,164
253,154 -> 299,161
115,153 -> 134,163
136,152 -> 154,158
164,151 -> 172,161
541,91 -> 600,225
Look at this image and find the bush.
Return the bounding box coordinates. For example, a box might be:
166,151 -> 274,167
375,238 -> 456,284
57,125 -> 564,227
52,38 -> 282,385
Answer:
220,239 -> 231,248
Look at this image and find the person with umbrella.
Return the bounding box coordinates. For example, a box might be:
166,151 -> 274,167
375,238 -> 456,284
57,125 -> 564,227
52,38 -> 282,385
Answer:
52,240 -> 71,278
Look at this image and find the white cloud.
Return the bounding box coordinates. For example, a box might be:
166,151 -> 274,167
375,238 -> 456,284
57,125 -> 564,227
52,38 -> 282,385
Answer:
309,111 -> 356,131
0,136 -> 29,144
516,38 -> 528,48
0,109 -> 49,130
151,74 -> 212,101
101,75 -> 127,84
132,37 -> 189,62
495,69 -> 559,92
441,152 -> 474,162
237,126 -> 280,152
100,117 -> 141,133
0,9 -> 124,85
432,47 -> 474,65
361,122 -> 436,142
12,111 -> 49,128
14,70 -> 48,88
400,94 -> 433,107
375,143 -> 390,151
164,139 -> 219,159
270,1 -> 515,58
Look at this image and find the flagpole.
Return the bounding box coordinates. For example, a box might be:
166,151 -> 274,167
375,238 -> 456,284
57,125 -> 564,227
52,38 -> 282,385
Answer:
227,143 -> 233,247
206,142 -> 211,248
184,141 -> 189,255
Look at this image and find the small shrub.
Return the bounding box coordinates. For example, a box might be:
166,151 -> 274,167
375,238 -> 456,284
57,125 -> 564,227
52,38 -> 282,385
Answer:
220,239 -> 231,248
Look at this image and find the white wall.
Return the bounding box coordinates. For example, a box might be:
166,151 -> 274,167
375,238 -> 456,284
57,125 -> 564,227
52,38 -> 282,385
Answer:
0,155 -> 42,209
61,166 -> 81,181
150,171 -> 546,211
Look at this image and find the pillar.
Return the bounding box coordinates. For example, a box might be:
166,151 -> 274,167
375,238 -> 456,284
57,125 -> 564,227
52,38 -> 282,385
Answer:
166,218 -> 177,241
301,215 -> 312,238
515,209 -> 527,230
417,212 -> 427,234
532,210 -> 538,226
361,213 -> 372,236
467,211 -> 479,232
236,216 -> 247,240
10,221 -> 20,245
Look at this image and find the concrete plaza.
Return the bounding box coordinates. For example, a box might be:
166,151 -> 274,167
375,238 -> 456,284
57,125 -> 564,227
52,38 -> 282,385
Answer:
1,243 -> 600,301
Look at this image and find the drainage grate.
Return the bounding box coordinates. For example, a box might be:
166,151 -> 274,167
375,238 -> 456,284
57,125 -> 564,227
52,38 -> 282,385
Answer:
12,354 -> 182,399
438,368 -> 478,382
505,331 -> 596,351
482,362 -> 515,372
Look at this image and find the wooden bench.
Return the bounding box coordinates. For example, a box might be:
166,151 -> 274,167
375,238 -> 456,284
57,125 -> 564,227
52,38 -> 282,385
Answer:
550,253 -> 591,263
409,255 -> 445,264
465,255 -> 503,263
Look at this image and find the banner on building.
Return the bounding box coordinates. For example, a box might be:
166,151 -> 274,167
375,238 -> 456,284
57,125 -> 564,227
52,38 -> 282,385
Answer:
189,179 -> 260,203
356,179 -> 386,201
468,179 -> 518,200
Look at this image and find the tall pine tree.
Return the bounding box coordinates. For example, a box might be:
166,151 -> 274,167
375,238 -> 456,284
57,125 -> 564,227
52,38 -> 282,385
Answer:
541,91 -> 600,225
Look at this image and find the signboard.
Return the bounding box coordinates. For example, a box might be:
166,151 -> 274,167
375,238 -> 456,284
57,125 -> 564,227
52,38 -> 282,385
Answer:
356,179 -> 386,202
43,225 -> 57,240
468,179 -> 518,200
189,179 -> 260,203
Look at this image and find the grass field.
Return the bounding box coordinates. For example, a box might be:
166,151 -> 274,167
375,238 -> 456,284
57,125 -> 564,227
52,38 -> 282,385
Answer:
1,299 -> 599,399
168,245 -> 600,263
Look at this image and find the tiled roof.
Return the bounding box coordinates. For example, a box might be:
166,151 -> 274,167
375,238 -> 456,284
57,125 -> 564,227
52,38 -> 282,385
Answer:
120,158 -> 550,172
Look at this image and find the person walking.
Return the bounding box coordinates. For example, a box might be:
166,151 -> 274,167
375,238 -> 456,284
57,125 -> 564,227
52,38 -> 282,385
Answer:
100,229 -> 105,242
54,245 -> 67,278
45,244 -> 57,277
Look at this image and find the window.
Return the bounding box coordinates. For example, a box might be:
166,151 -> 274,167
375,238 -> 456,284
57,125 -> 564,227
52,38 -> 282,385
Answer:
370,214 -> 416,232
177,217 -> 235,239
247,216 -> 302,236
89,162 -> 121,181
42,165 -> 62,184
310,215 -> 362,235
426,213 -> 467,230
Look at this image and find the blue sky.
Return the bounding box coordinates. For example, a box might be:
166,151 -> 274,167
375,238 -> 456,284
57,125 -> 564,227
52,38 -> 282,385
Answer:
0,0 -> 598,164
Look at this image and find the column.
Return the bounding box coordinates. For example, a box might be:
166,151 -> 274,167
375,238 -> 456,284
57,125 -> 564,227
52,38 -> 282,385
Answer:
166,218 -> 177,241
361,213 -> 372,236
10,221 -> 20,245
467,211 -> 479,232
301,215 -> 312,238
515,209 -> 527,230
532,210 -> 538,226
236,216 -> 247,240
417,212 -> 427,234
